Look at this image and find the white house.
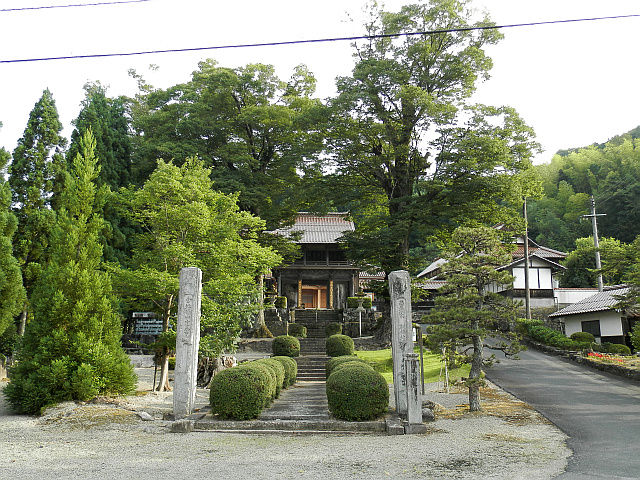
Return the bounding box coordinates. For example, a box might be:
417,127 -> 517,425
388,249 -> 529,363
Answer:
548,286 -> 636,345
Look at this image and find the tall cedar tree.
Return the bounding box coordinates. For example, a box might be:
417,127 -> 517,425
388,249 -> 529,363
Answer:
67,83 -> 134,264
9,89 -> 66,335
424,226 -> 520,411
328,1 -> 538,273
0,139 -> 25,337
5,130 -> 136,414
112,158 -> 281,391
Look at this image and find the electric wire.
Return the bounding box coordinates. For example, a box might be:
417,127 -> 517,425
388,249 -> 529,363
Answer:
0,0 -> 151,12
1,13 -> 639,64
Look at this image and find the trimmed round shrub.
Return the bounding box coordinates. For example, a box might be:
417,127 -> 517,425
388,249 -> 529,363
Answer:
326,355 -> 367,377
326,334 -> 354,357
288,323 -> 307,338
274,296 -> 287,309
272,355 -> 298,387
326,364 -> 389,421
325,322 -> 342,337
272,335 -> 300,357
209,365 -> 271,420
606,343 -> 632,356
247,362 -> 277,404
332,360 -> 374,375
570,332 -> 596,343
255,358 -> 286,397
346,296 -> 373,309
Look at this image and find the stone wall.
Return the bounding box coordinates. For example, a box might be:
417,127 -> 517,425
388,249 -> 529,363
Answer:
343,309 -> 375,337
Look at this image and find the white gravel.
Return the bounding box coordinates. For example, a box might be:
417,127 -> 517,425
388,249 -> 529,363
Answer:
0,368 -> 570,480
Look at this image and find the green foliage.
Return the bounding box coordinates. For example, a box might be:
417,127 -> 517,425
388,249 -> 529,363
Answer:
112,158 -> 282,363
254,358 -> 286,397
569,332 -> 596,343
272,335 -> 300,357
209,364 -> 272,420
248,361 -> 277,404
561,237 -> 631,288
325,334 -> 354,357
287,323 -> 307,338
9,89 -> 66,324
127,61 -> 327,227
326,2 -> 538,273
630,323 -> 640,352
524,323 -> 586,351
332,360 -> 374,375
5,130 -> 136,414
0,144 -> 25,337
592,342 -> 632,356
346,297 -> 372,309
325,355 -> 365,377
274,296 -> 287,309
254,324 -> 273,338
326,363 -> 389,421
272,355 -> 297,387
0,322 -> 18,359
325,322 -> 342,337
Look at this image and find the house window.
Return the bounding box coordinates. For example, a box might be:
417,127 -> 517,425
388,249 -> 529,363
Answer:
581,320 -> 601,338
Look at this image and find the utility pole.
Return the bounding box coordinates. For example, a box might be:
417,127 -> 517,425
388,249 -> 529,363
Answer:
523,198 -> 531,320
582,196 -> 606,292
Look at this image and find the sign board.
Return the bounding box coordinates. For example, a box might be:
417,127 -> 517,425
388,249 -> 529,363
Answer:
133,312 -> 162,335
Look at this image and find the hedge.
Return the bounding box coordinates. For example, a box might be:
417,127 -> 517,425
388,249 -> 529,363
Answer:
326,363 -> 389,421
326,355 -> 367,377
255,358 -> 286,398
326,334 -> 354,357
325,322 -> 342,337
331,360 -> 374,375
570,332 -> 596,343
209,364 -> 272,420
272,356 -> 298,386
274,296 -> 287,309
288,323 -> 307,338
593,342 -> 632,356
272,335 -> 300,357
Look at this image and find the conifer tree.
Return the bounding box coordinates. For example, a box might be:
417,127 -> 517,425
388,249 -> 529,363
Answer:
0,140 -> 25,337
9,89 -> 66,335
5,130 -> 136,414
424,226 -> 521,411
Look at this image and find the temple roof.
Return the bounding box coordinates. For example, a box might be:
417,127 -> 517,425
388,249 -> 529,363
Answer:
548,286 -> 629,317
271,212 -> 354,244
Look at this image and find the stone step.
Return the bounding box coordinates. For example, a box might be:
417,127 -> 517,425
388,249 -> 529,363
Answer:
193,419 -> 386,434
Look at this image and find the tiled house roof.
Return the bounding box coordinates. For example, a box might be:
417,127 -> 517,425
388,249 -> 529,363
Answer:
271,212 -> 354,244
548,286 -> 629,317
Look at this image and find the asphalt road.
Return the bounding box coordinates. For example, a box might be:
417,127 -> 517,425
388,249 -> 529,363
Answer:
485,347 -> 640,480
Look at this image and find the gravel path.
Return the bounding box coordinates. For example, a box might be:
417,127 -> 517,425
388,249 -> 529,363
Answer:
0,368 -> 570,480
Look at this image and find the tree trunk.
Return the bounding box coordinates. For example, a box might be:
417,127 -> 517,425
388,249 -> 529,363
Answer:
18,303 -> 28,336
468,331 -> 483,412
374,296 -> 392,344
155,294 -> 173,392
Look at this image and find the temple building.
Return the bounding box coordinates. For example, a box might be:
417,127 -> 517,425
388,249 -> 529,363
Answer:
270,212 -> 360,310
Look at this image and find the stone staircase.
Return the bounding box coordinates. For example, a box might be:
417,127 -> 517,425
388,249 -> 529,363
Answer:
295,354 -> 327,381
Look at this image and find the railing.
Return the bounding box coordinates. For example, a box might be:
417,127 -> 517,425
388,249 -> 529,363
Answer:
291,259 -> 353,266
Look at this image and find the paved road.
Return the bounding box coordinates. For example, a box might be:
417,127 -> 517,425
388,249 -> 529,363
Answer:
486,347 -> 640,480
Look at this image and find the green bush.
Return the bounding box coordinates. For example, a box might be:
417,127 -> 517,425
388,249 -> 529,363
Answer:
272,356 -> 298,387
288,323 -> 307,338
346,297 -> 372,309
326,355 -> 367,377
326,363 -> 389,421
326,334 -> 354,357
168,357 -> 176,370
594,343 -> 632,356
274,296 -> 287,309
209,365 -> 271,419
514,318 -> 543,335
272,335 -> 300,357
325,322 -> 342,337
525,323 -> 585,351
570,332 -> 596,343
254,324 -> 274,338
630,323 -> 640,352
332,360 -> 374,375
254,358 -> 286,397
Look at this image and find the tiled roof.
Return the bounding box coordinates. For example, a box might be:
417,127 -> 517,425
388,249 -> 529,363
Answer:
512,245 -> 567,260
418,279 -> 448,290
548,286 -> 629,317
271,212 -> 354,244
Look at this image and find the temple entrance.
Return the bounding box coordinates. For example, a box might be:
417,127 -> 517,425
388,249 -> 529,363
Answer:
300,285 -> 328,309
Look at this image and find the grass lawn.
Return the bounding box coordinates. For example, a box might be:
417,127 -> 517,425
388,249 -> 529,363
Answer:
355,348 -> 470,385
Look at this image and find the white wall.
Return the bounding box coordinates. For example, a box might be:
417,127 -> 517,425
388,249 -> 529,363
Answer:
555,288 -> 599,306
563,310 -> 624,338
513,263 -> 555,290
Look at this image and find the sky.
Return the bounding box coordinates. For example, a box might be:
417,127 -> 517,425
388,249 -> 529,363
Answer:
1,0 -> 639,165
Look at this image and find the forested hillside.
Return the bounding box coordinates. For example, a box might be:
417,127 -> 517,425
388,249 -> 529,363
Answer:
528,126 -> 640,251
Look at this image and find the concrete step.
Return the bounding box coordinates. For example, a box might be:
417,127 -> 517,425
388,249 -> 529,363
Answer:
194,418 -> 386,434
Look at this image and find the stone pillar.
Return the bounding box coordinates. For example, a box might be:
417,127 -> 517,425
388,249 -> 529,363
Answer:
405,353 -> 421,424
389,270 -> 413,416
173,267 -> 202,419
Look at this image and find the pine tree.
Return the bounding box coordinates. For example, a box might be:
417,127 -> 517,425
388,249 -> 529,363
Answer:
424,226 -> 521,411
9,89 -> 66,335
0,141 -> 25,337
5,130 -> 136,414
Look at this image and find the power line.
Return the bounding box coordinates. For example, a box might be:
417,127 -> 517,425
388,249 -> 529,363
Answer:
0,0 -> 151,13
1,13 -> 639,64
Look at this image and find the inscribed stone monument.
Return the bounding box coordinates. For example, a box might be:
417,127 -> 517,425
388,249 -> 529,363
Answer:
389,270 -> 413,415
